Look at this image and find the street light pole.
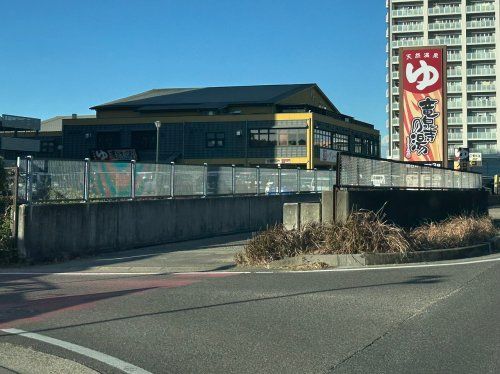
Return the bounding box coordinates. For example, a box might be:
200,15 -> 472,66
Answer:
154,121 -> 162,163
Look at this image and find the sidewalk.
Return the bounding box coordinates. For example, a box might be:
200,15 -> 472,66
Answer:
0,233 -> 251,274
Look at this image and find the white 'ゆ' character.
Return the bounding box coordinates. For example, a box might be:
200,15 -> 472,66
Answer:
406,60 -> 439,91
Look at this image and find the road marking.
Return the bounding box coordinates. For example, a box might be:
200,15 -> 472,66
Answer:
0,328 -> 152,374
0,254 -> 499,277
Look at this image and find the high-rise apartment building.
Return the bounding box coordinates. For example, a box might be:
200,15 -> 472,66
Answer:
386,0 -> 500,169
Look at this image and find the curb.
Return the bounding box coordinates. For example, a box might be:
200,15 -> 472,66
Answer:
268,237 -> 500,269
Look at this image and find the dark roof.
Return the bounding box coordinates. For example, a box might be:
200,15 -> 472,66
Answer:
91,83 -> 339,113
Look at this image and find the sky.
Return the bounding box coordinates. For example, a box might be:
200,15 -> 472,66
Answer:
1,0 -> 388,152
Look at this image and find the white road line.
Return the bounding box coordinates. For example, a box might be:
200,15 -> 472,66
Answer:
0,328 -> 152,374
0,255 -> 499,277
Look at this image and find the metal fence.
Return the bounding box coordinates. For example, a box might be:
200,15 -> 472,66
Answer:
14,154 -> 482,204
16,157 -> 336,203
338,154 -> 482,190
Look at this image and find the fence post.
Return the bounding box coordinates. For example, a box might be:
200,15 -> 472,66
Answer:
336,153 -> 342,188
83,158 -> 90,202
329,168 -> 333,190
297,167 -> 301,193
277,164 -> 282,195
130,159 -> 136,199
256,166 -> 260,195
203,163 -> 207,197
313,168 -> 318,192
26,156 -> 32,204
12,164 -> 19,239
231,164 -> 236,196
170,162 -> 175,198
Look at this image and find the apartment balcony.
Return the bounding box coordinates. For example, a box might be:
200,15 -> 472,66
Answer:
467,67 -> 496,76
447,69 -> 462,78
467,132 -> 497,140
392,55 -> 399,64
429,37 -> 461,46
448,117 -> 463,125
429,5 -> 461,15
448,133 -> 463,141
392,133 -> 400,141
466,3 -> 495,13
393,102 -> 400,110
470,147 -> 497,154
468,115 -> 496,124
448,100 -> 463,109
466,36 -> 495,45
466,19 -> 496,29
392,118 -> 400,126
392,23 -> 424,32
428,21 -> 462,31
392,71 -> 399,79
466,51 -> 496,61
467,99 -> 496,108
447,53 -> 462,62
467,83 -> 496,92
392,38 -> 424,47
447,84 -> 462,93
392,86 -> 399,94
392,8 -> 424,17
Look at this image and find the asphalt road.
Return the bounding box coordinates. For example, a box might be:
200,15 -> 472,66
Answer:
0,254 -> 499,373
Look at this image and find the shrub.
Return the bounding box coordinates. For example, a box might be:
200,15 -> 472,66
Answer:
236,212 -> 497,266
411,215 -> 496,250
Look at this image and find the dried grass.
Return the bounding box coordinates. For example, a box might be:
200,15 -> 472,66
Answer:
411,215 -> 496,250
236,212 -> 497,267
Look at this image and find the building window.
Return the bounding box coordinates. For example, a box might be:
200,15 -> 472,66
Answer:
332,133 -> 349,151
206,132 -> 225,148
41,141 -> 55,154
96,132 -> 121,149
354,137 -> 362,154
314,129 -> 332,148
131,130 -> 156,150
249,128 -> 306,147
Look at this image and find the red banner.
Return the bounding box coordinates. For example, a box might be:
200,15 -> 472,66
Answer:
399,47 -> 447,166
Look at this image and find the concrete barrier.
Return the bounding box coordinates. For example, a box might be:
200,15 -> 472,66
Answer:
323,189 -> 488,227
17,194 -> 320,262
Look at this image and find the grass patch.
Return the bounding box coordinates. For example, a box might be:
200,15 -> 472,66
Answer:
236,212 -> 496,266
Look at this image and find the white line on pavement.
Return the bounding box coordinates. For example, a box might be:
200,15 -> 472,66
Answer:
0,254 -> 499,277
0,328 -> 152,374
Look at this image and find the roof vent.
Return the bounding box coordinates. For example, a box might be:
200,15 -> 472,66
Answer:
71,113 -> 77,119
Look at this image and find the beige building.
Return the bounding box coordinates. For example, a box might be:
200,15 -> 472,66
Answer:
386,0 -> 500,162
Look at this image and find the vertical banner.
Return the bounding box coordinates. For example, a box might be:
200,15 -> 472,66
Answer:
399,46 -> 447,167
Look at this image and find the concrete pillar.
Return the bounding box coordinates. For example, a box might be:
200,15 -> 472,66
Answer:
283,203 -> 300,230
300,203 -> 321,227
321,191 -> 335,223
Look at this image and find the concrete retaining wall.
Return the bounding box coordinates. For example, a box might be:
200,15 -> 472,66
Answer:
323,189 -> 488,227
18,194 -> 320,261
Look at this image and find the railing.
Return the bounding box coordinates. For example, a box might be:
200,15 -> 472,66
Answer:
428,6 -> 461,15
448,133 -> 463,141
429,37 -> 461,46
467,67 -> 496,76
392,38 -> 424,47
337,154 -> 482,190
467,36 -> 495,44
447,53 -> 462,62
466,3 -> 495,13
392,8 -> 424,17
447,69 -> 462,77
392,23 -> 423,32
429,22 -> 461,31
447,84 -> 462,93
467,83 -> 496,92
466,19 -> 496,28
467,99 -> 496,108
468,115 -> 496,124
447,117 -> 463,125
467,132 -> 496,140
466,52 -> 496,61
16,157 -> 336,204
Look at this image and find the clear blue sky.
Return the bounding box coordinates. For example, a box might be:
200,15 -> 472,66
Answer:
2,0 -> 388,148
